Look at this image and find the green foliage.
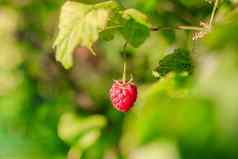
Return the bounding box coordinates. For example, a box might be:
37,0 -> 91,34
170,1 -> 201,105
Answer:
99,28 -> 115,41
2,0 -> 238,159
53,1 -> 151,69
58,113 -> 106,145
205,10 -> 238,49
179,0 -> 204,7
154,49 -> 194,78
121,74 -> 215,154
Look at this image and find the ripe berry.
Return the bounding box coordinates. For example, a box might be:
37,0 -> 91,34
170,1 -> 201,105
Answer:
109,80 -> 137,112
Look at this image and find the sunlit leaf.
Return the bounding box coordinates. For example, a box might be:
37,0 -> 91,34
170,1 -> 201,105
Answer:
53,1 -> 119,69
122,9 -> 151,27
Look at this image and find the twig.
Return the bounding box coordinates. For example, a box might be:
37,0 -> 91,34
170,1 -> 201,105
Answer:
150,26 -> 173,31
150,25 -> 204,32
209,0 -> 219,28
176,25 -> 204,31
104,25 -> 123,31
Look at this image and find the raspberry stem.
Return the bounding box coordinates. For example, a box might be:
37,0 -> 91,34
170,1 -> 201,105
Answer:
122,41 -> 128,84
122,61 -> 127,84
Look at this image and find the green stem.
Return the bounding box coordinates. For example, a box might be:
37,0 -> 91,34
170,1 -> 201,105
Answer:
150,25 -> 204,32
122,61 -> 127,84
104,25 -> 123,31
121,42 -> 128,84
209,0 -> 219,28
176,25 -> 204,31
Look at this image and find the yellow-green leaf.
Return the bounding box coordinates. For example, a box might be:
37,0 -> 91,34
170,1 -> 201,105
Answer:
122,8 -> 151,27
53,1 -> 119,69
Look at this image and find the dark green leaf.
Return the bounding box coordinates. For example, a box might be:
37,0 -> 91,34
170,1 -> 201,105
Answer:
120,19 -> 150,47
154,49 -> 194,77
120,9 -> 151,47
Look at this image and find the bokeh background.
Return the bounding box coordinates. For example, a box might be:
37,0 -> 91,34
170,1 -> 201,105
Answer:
1,0 -> 238,159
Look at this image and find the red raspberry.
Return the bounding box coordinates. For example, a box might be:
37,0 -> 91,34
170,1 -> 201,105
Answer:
109,80 -> 137,112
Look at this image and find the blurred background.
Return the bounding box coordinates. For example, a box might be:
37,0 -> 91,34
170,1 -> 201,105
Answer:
1,0 -> 238,159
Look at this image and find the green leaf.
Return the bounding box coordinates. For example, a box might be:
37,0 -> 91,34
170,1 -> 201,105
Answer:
99,7 -> 123,41
99,28 -> 115,41
154,49 -> 194,78
122,9 -> 151,27
120,9 -> 151,47
58,112 -> 107,145
53,1 -> 119,69
121,74 -> 214,153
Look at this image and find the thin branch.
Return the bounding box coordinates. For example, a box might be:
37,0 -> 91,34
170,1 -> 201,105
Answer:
150,25 -> 204,32
209,0 -> 219,28
150,26 -> 173,31
104,25 -> 123,31
150,0 -> 219,34
176,25 -> 204,31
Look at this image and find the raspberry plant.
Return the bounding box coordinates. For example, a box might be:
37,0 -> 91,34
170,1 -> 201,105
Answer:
53,0 -> 220,111
53,0 -> 219,68
2,0 -> 238,159
53,0 -> 153,68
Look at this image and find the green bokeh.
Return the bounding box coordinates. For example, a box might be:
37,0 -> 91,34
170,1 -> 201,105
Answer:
0,0 -> 238,159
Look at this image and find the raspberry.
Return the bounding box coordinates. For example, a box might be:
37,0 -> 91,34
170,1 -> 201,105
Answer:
109,80 -> 137,112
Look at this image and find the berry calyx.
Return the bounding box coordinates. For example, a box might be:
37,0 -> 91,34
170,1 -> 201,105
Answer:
109,80 -> 137,112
